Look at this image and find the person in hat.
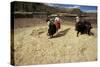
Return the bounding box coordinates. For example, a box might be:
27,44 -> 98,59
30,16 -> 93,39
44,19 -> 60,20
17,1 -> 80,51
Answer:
54,15 -> 61,32
75,15 -> 80,23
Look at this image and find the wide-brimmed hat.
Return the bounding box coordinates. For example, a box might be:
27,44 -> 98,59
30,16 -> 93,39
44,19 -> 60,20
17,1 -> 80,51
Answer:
50,14 -> 58,17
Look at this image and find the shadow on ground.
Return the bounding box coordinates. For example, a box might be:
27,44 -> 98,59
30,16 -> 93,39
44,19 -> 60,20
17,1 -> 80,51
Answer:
53,28 -> 70,38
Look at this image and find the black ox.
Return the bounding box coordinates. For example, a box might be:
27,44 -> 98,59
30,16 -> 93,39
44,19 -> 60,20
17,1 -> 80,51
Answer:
48,21 -> 57,38
75,20 -> 92,37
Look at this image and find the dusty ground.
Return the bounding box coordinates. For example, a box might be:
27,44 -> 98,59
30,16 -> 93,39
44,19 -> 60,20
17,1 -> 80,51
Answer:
12,18 -> 97,65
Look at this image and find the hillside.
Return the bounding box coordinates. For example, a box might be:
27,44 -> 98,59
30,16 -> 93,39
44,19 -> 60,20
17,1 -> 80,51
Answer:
13,1 -> 83,15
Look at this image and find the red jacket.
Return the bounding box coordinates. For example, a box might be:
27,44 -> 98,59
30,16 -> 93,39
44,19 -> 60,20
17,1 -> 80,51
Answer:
54,20 -> 61,29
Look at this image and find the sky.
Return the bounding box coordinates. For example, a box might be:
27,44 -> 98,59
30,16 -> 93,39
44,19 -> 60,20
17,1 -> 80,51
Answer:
45,3 -> 97,13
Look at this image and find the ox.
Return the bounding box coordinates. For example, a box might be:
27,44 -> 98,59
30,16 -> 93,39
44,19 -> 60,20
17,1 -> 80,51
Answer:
48,20 -> 57,38
75,20 -> 92,37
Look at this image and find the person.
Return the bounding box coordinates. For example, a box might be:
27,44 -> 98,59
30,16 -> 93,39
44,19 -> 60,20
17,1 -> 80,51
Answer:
46,16 -> 50,22
46,16 -> 54,28
46,16 -> 55,36
75,15 -> 80,23
46,16 -> 50,36
54,15 -> 61,32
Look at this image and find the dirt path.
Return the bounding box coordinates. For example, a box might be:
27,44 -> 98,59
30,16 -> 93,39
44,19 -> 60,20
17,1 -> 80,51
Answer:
13,25 -> 97,65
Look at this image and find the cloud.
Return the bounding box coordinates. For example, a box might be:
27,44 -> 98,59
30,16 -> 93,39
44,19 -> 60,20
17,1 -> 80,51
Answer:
44,3 -> 80,9
66,5 -> 80,9
44,3 -> 58,7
